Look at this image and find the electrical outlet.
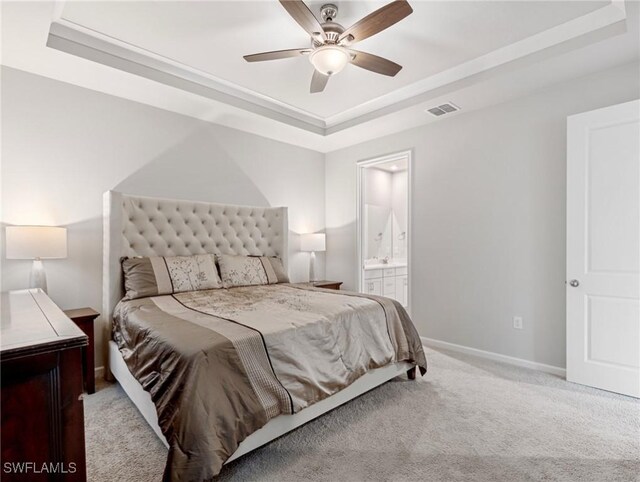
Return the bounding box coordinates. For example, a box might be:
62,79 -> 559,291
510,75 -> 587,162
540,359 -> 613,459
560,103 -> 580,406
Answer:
513,316 -> 524,330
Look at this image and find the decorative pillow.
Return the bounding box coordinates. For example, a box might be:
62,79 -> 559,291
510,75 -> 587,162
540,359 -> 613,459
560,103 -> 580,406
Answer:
217,254 -> 289,288
122,254 -> 222,300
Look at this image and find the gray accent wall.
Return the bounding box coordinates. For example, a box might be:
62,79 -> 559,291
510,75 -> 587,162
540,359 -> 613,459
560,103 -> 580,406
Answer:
325,62 -> 640,369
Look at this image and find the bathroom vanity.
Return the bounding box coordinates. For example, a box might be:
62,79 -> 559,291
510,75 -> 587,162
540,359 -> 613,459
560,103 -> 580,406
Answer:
363,263 -> 408,307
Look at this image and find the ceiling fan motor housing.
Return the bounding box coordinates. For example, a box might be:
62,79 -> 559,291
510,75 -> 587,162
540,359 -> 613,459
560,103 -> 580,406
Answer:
312,4 -> 344,46
313,21 -> 344,47
320,4 -> 338,22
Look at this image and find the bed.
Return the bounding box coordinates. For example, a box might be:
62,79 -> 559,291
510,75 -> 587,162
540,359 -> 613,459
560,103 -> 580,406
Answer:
103,191 -> 426,480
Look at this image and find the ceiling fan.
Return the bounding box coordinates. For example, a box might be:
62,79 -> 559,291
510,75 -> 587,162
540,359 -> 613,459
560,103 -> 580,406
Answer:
243,0 -> 413,93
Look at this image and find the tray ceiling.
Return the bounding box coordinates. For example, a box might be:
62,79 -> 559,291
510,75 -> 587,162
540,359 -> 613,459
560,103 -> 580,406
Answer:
56,1 -> 607,119
1,1 -> 636,150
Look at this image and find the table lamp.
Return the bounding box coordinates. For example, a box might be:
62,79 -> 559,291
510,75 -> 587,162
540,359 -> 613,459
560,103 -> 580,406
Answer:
5,226 -> 67,294
300,233 -> 325,282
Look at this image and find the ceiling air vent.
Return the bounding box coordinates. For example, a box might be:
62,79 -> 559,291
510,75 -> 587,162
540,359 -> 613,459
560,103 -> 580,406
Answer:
426,102 -> 460,117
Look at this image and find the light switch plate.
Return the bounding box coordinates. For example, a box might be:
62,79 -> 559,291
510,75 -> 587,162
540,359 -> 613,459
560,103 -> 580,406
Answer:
513,316 -> 524,330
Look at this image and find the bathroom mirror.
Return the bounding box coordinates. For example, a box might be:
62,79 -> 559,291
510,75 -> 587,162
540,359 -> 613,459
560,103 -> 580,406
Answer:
364,204 -> 391,260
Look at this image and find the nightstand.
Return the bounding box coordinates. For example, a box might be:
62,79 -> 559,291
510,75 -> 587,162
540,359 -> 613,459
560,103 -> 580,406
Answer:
305,280 -> 343,290
64,307 -> 99,394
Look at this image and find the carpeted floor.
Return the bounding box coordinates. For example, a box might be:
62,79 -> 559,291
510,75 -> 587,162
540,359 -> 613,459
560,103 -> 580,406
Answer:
84,347 -> 640,481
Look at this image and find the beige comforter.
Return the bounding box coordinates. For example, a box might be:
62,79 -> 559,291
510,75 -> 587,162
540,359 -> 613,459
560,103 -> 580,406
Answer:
113,284 -> 427,481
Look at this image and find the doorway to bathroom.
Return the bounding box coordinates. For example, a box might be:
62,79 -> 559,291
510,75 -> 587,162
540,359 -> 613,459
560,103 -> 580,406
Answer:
357,150 -> 411,310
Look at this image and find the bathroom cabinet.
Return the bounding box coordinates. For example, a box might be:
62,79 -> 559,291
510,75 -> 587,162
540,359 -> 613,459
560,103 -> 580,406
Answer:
363,266 -> 408,307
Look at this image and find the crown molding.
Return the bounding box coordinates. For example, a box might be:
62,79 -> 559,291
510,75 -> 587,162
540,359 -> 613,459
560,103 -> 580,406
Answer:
325,1 -> 627,133
47,20 -> 327,134
46,1 -> 627,137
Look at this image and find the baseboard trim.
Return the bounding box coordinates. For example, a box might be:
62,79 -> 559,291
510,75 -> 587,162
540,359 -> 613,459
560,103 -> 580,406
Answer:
95,365 -> 105,379
421,337 -> 566,377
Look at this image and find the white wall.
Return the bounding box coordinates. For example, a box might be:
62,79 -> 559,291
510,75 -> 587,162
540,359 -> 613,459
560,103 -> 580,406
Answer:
0,66 -> 326,369
326,62 -> 640,369
2,61 -> 638,374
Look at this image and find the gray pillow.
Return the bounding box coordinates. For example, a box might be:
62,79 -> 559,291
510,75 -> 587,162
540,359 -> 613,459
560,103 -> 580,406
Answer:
122,254 -> 222,300
217,254 -> 289,288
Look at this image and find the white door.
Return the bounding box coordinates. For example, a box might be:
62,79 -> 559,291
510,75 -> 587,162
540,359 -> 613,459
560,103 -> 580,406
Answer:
566,100 -> 640,397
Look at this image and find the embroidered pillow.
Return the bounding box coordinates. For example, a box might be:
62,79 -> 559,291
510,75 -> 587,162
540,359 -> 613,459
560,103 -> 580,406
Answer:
217,255 -> 289,288
122,254 -> 222,300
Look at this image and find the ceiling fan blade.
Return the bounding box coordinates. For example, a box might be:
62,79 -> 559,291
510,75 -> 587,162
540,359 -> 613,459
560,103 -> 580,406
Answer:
349,50 -> 402,76
339,0 -> 413,44
310,70 -> 329,93
279,0 -> 326,42
244,48 -> 311,62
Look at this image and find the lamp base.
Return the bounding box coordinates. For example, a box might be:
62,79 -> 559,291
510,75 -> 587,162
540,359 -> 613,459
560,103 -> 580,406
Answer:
29,259 -> 48,294
309,251 -> 317,282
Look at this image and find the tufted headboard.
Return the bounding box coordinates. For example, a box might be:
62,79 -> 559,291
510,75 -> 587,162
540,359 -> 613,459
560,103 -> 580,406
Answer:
103,191 -> 288,325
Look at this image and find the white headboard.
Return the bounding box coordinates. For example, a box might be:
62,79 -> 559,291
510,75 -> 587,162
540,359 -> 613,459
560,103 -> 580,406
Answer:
103,191 -> 288,324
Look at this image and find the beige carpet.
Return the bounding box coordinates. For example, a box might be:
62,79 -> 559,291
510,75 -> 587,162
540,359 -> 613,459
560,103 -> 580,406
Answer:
84,347 -> 640,481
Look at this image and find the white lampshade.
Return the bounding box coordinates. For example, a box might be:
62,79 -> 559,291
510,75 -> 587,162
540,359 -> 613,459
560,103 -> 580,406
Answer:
300,233 -> 326,252
309,46 -> 350,76
6,226 -> 67,259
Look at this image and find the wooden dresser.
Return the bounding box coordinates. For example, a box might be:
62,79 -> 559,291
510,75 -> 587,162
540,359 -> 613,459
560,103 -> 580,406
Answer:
1,289 -> 88,481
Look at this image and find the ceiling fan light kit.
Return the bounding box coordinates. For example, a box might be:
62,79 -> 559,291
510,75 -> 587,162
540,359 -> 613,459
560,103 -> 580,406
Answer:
244,0 -> 413,93
309,45 -> 350,76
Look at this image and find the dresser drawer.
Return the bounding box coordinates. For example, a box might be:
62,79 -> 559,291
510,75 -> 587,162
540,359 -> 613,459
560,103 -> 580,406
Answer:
364,269 -> 383,280
383,268 -> 396,277
395,266 -> 408,276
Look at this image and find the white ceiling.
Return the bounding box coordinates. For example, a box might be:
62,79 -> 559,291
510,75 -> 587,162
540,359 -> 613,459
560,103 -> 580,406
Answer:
57,1 -> 607,119
1,1 -> 638,152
